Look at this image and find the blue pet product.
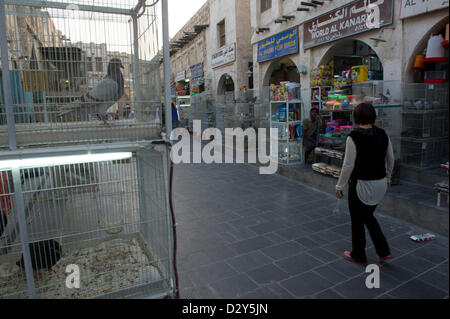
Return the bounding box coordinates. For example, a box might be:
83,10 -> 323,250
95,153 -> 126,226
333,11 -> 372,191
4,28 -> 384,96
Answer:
278,105 -> 286,122
278,104 -> 297,122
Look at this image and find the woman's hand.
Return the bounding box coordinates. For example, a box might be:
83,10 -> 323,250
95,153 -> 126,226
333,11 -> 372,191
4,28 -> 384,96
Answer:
336,189 -> 344,199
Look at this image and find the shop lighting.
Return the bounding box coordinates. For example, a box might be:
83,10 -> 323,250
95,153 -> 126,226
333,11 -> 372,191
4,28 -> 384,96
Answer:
301,1 -> 317,8
0,152 -> 133,170
256,27 -> 270,34
311,0 -> 324,5
282,15 -> 295,20
275,18 -> 287,24
297,7 -> 310,11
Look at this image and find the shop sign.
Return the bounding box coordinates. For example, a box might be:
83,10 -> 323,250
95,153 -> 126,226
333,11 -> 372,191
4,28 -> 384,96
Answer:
190,63 -> 204,79
257,27 -> 299,63
400,0 -> 449,19
212,43 -> 236,68
303,0 -> 394,50
175,71 -> 186,82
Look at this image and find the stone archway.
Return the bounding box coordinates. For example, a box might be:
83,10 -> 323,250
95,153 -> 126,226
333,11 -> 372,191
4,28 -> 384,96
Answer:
262,57 -> 299,87
217,73 -> 235,96
317,39 -> 384,76
405,16 -> 449,83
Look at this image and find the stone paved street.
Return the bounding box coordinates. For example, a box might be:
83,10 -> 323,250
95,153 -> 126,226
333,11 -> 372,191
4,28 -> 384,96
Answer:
173,163 -> 449,299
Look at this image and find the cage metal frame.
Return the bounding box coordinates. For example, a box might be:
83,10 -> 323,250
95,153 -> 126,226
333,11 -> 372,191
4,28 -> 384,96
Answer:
0,0 -> 175,299
0,0 -> 173,150
0,140 -> 176,299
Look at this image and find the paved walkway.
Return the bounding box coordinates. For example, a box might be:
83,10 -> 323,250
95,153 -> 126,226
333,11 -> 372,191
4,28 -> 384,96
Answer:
173,163 -> 449,299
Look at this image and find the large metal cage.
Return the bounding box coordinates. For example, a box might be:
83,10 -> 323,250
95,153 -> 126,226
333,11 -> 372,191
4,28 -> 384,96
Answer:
0,0 -> 163,149
0,142 -> 176,299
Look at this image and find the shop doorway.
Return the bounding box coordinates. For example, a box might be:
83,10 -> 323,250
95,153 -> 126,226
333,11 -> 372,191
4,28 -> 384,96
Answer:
263,57 -> 299,87
217,73 -> 235,96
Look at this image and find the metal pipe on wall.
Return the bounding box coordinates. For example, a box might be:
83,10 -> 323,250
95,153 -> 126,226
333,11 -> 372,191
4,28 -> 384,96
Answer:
162,0 -> 172,136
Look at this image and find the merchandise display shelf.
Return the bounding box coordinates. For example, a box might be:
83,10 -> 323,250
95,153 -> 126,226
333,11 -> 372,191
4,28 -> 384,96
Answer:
269,94 -> 304,165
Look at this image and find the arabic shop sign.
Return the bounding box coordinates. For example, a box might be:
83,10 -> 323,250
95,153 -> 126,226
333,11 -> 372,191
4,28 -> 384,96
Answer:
212,43 -> 236,68
190,63 -> 204,79
303,0 -> 394,50
257,27 -> 299,63
175,71 -> 186,82
400,0 -> 449,19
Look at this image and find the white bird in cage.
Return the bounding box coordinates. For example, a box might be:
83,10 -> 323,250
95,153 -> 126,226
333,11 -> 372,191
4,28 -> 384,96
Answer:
58,58 -> 125,125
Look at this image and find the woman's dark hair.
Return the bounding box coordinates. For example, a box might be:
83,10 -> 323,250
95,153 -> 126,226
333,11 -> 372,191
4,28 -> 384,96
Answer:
353,103 -> 376,125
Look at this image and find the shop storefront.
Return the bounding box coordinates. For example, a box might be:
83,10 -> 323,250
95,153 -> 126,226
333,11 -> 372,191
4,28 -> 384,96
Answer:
295,0 -> 412,179
250,0 -> 448,172
190,62 -> 205,95
257,26 -> 303,164
212,42 -> 237,96
175,70 -> 189,97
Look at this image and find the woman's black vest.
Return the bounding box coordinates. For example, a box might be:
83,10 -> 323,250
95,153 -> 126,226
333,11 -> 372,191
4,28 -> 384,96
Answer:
350,126 -> 389,181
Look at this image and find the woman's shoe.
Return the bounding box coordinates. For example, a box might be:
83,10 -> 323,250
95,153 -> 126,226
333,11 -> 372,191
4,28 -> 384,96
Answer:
378,254 -> 393,263
344,251 -> 368,267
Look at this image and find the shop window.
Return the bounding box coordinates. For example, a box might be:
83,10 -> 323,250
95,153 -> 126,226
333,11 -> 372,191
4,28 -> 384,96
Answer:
217,20 -> 226,48
261,0 -> 272,12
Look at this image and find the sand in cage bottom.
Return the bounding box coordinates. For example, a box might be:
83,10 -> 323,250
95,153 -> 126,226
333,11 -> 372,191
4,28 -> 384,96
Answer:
0,237 -> 163,298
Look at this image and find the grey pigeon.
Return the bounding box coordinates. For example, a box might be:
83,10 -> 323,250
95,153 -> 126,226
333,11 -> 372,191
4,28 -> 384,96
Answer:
58,58 -> 125,125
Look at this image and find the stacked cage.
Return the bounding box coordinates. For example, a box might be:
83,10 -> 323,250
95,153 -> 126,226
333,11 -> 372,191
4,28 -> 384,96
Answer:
216,90 -> 262,152
0,0 -> 163,149
190,92 -> 215,134
401,83 -> 449,169
0,0 -> 176,299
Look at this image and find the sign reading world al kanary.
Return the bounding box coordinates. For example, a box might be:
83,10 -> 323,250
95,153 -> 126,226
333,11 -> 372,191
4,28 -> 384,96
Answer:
400,0 -> 449,19
303,0 -> 394,49
257,27 -> 299,63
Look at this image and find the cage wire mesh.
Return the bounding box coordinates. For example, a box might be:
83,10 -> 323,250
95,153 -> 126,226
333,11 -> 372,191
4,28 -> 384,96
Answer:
0,144 -> 175,299
0,0 -> 163,149
189,92 -> 215,134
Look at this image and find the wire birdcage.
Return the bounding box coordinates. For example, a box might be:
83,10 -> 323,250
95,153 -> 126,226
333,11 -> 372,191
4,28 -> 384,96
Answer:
0,142 -> 176,299
0,0 -> 163,149
0,0 -> 177,300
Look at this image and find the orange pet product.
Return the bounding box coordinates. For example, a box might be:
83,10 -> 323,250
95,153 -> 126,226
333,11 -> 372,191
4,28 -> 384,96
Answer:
412,55 -> 425,69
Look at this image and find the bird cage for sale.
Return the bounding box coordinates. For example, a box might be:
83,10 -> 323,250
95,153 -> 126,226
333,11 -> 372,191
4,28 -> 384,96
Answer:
0,0 -> 163,149
0,142 -> 177,299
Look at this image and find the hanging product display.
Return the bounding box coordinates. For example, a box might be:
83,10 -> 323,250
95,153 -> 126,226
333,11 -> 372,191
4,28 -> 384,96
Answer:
351,65 -> 369,83
270,82 -> 301,101
424,34 -> 447,62
310,65 -> 333,87
412,55 -> 426,70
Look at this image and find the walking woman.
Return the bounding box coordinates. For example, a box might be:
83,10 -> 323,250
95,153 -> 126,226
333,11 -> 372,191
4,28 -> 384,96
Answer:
336,103 -> 394,266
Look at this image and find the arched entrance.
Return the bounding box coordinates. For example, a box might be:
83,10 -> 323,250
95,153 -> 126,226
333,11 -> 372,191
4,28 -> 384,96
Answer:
217,73 -> 235,96
406,16 -> 449,83
318,39 -> 383,81
263,57 -> 299,87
